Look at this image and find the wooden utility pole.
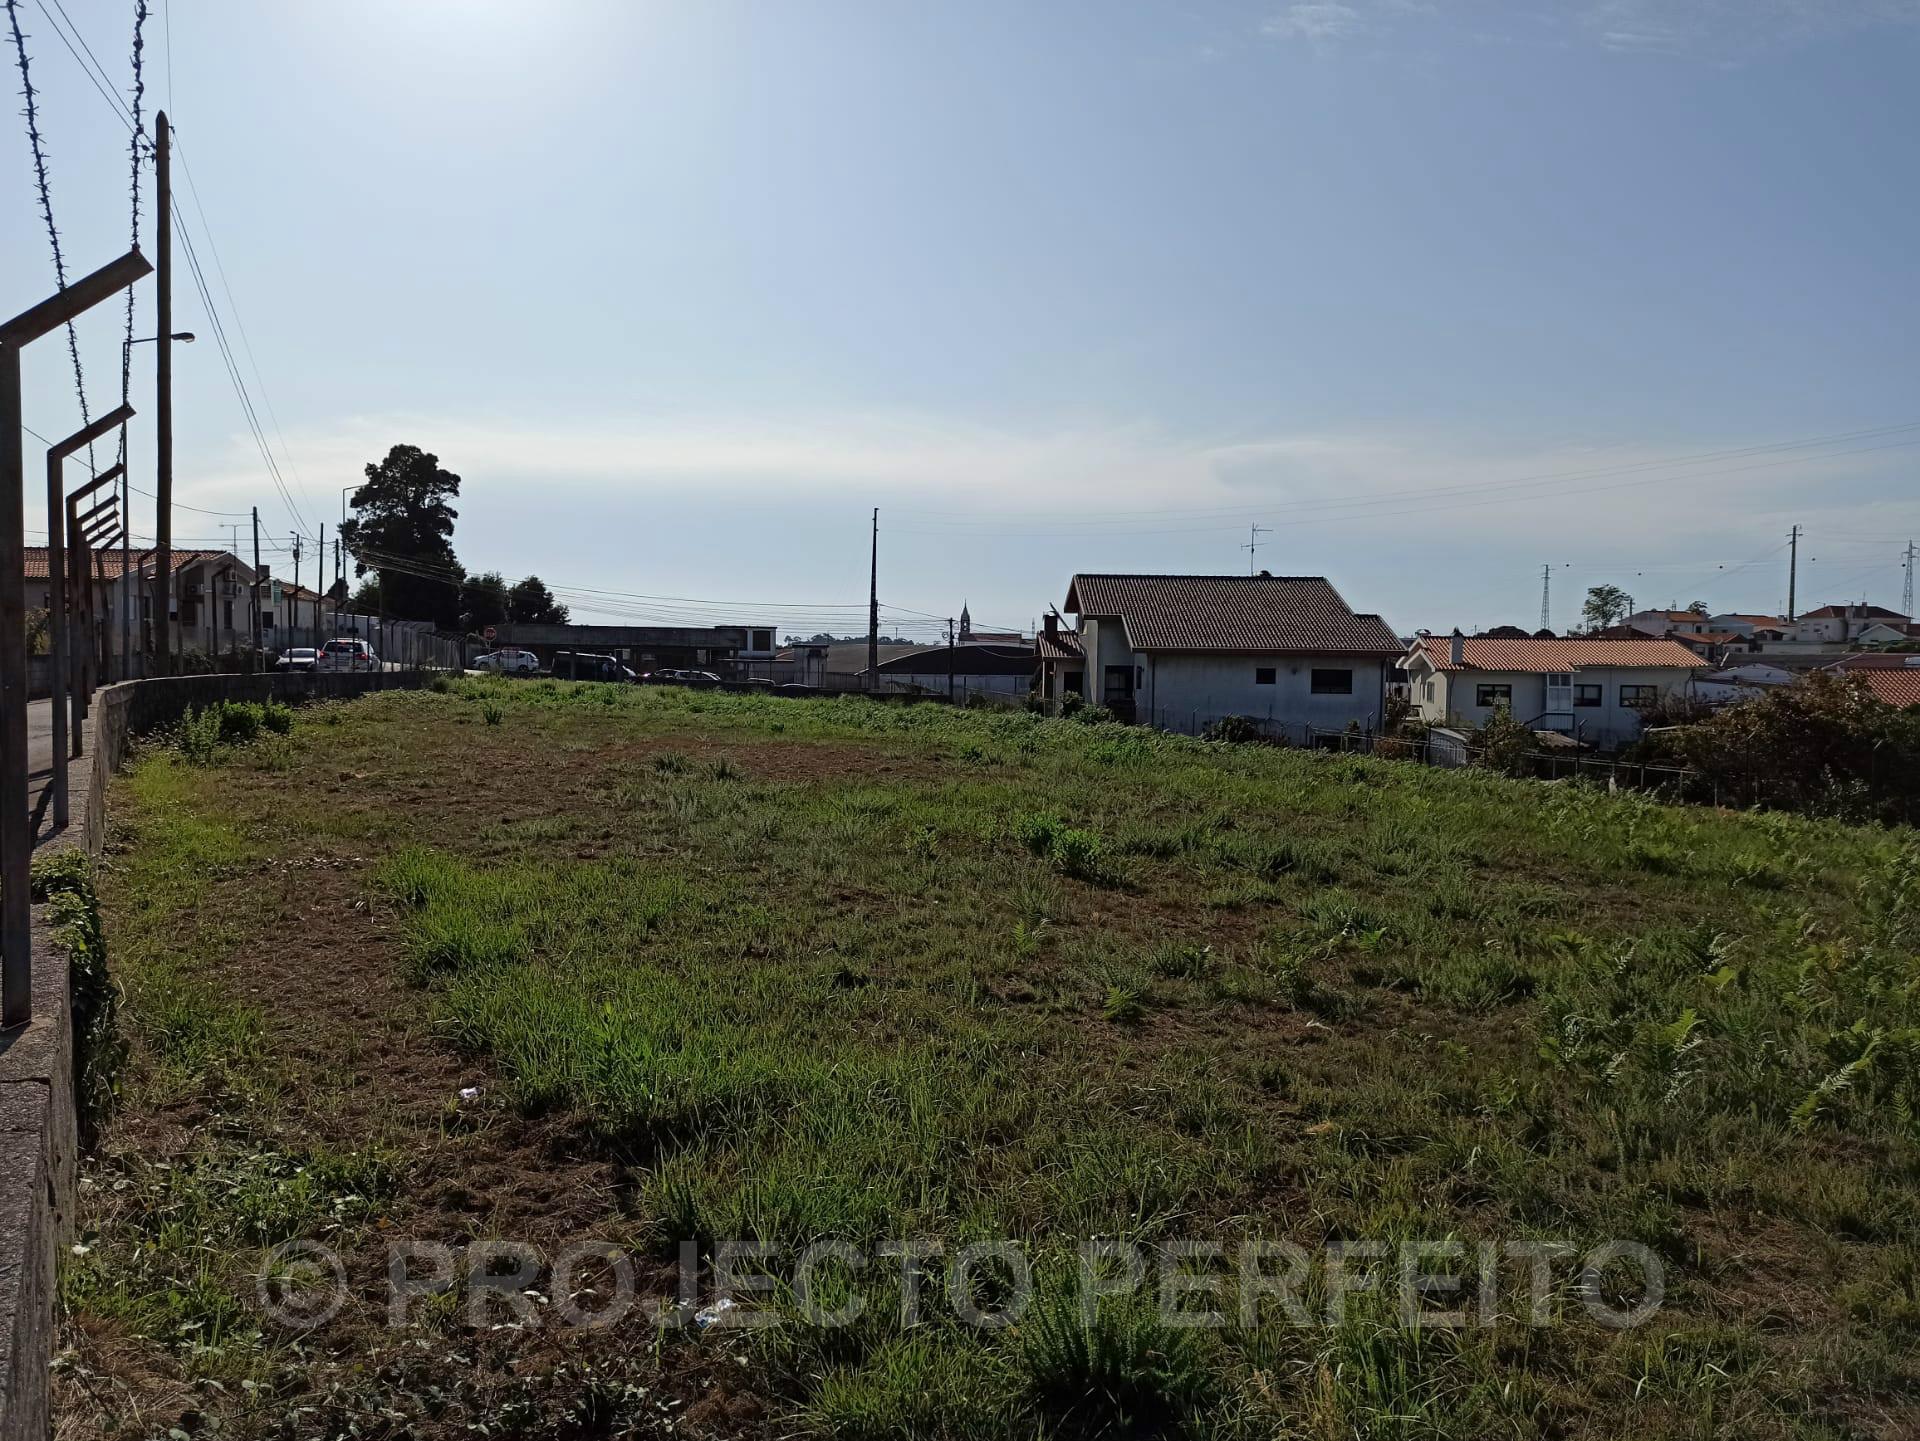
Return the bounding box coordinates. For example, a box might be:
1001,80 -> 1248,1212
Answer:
317,523 -> 325,647
866,507 -> 879,691
947,617 -> 956,703
291,532 -> 302,647
1787,524 -> 1800,622
250,507 -> 261,672
154,112 -> 174,674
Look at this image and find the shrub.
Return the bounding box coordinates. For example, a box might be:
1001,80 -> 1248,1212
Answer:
1471,704 -> 1537,778
482,701 -> 504,727
261,700 -> 294,735
1202,714 -> 1263,745
1650,672 -> 1920,825
1072,704 -> 1117,726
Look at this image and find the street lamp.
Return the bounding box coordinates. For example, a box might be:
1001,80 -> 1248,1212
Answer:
123,331 -> 195,349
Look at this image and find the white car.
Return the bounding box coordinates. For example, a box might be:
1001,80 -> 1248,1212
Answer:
275,647 -> 318,672
473,648 -> 539,675
317,638 -> 378,673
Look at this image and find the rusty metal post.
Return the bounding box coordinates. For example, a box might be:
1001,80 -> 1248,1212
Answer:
0,247 -> 152,1027
43,407 -> 135,823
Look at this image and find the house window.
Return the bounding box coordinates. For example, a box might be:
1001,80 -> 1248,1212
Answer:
1573,683 -> 1602,708
1064,671 -> 1083,695
1103,665 -> 1134,701
1620,684 -> 1658,708
751,629 -> 772,651
1475,683 -> 1512,708
1310,668 -> 1353,695
1422,679 -> 1434,701
1254,667 -> 1276,685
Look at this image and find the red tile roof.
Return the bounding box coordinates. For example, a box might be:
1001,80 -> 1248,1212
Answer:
1798,604 -> 1911,621
1409,635 -> 1708,674
1826,655 -> 1920,708
1036,630 -> 1083,661
22,545 -> 239,581
1063,574 -> 1400,655
1669,631 -> 1745,645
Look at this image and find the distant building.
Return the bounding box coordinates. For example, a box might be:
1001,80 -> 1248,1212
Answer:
1040,572 -> 1401,735
1404,632 -> 1707,748
1787,604 -> 1912,647
861,642 -> 1036,700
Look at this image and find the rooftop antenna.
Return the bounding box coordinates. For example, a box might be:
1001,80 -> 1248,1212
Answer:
1243,523 -> 1270,575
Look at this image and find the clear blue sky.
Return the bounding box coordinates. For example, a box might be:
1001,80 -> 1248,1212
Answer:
6,0 -> 1918,640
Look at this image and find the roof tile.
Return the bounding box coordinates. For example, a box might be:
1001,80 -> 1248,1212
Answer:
1410,635 -> 1708,673
1063,574 -> 1400,655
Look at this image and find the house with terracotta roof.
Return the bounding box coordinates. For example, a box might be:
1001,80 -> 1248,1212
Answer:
25,545 -> 258,667
1404,631 -> 1708,748
1822,654 -> 1920,709
1788,604 -> 1912,647
1041,573 -> 1402,735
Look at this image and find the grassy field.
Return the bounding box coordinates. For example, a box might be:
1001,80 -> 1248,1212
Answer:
58,678 -> 1920,1439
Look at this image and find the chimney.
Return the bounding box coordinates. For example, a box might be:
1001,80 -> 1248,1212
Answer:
1449,628 -> 1465,666
1043,612 -> 1057,640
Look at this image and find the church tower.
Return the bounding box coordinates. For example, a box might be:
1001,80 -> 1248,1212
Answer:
959,603 -> 972,641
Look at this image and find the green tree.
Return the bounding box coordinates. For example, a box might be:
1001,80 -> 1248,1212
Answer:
339,445 -> 464,627
348,576 -> 381,613
1687,600 -> 1710,616
1581,584 -> 1633,633
460,570 -> 510,631
506,575 -> 569,625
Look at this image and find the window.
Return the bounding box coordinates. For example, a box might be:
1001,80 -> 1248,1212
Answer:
1064,671 -> 1084,694
1255,667 -> 1277,685
1422,679 -> 1435,701
1620,684 -> 1659,708
1311,668 -> 1353,695
1574,683 -> 1602,708
1103,665 -> 1135,699
1475,683 -> 1512,708
751,629 -> 772,651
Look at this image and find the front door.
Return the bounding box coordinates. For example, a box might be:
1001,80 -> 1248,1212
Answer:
1103,664 -> 1136,720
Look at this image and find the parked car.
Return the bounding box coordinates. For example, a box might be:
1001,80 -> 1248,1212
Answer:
551,651 -> 635,683
276,647 -> 319,672
472,648 -> 539,675
316,638 -> 378,673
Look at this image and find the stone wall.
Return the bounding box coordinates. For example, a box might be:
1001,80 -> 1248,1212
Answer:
0,668 -> 431,1440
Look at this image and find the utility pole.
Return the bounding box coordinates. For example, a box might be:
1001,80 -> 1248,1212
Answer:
866,507 -> 879,692
154,111 -> 173,674
1904,539 -> 1916,620
333,537 -> 341,640
1786,524 -> 1800,622
947,617 -> 956,704
1539,564 -> 1552,632
250,507 -> 261,673
291,532 -> 302,647
317,522 -> 325,647
1243,523 -> 1270,575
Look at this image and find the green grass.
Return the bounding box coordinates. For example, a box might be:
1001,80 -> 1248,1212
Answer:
72,678 -> 1920,1438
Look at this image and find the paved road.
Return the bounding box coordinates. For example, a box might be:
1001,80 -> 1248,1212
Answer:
27,696 -> 65,848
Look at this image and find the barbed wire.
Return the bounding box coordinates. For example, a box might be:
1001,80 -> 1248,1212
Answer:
5,0 -> 95,467
116,1 -> 149,472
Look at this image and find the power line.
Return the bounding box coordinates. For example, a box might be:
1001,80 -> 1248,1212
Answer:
7,0 -> 96,466
33,0 -> 134,130
888,421 -> 1920,529
171,133 -> 319,531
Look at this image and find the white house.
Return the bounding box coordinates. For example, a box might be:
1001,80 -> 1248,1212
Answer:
1785,604 -> 1912,647
1404,632 -> 1707,749
1692,660 -> 1798,705
1038,572 -> 1402,736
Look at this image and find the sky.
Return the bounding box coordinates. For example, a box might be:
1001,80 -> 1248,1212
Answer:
4,0 -> 1918,642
